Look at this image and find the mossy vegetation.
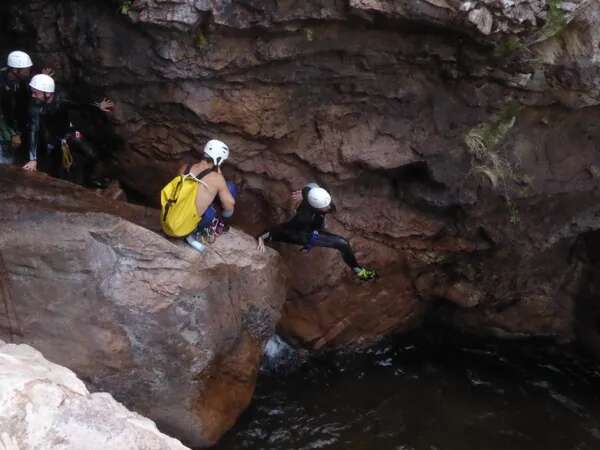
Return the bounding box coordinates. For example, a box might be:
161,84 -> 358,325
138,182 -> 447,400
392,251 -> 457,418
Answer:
494,36 -> 526,58
535,0 -> 568,41
465,102 -> 521,162
119,0 -> 133,15
508,202 -> 520,225
194,31 -> 208,49
494,0 -> 569,58
465,102 -> 524,223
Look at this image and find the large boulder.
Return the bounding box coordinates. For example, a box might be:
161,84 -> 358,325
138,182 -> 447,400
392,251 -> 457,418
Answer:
0,340 -> 189,450
0,166 -> 286,447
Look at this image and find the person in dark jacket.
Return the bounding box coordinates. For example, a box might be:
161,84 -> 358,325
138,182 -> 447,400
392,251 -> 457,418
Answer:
257,182 -> 377,281
0,50 -> 51,163
23,73 -> 113,185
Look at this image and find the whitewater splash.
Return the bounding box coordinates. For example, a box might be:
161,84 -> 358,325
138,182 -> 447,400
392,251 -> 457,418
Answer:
262,334 -> 306,374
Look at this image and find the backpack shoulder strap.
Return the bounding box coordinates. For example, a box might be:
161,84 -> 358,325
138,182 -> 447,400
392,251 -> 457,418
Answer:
195,168 -> 214,180
187,167 -> 214,187
185,167 -> 213,180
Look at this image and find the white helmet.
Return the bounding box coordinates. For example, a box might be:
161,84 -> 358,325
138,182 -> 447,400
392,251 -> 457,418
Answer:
307,187 -> 331,209
7,50 -> 33,69
203,139 -> 229,166
29,74 -> 55,93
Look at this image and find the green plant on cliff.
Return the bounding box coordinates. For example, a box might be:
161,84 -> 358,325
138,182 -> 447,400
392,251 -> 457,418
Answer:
304,28 -> 314,42
494,0 -> 569,57
194,31 -> 208,49
465,102 -> 522,206
465,102 -> 521,163
540,0 -> 567,37
530,0 -> 569,44
494,36 -> 526,58
119,0 -> 133,15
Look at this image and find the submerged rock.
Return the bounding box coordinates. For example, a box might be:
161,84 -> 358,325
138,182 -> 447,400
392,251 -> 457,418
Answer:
0,166 -> 286,447
0,340 -> 189,450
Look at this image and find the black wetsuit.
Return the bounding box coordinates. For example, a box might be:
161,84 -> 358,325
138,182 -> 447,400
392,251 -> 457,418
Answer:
262,186 -> 360,270
26,91 -> 97,183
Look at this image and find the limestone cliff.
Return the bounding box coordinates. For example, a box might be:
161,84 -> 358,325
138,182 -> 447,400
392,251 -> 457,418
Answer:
0,339 -> 190,450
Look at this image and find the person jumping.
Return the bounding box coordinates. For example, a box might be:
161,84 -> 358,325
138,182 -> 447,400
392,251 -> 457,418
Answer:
257,182 -> 377,281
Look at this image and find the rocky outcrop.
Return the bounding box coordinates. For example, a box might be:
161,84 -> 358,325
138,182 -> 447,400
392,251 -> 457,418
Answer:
3,0 -> 600,352
0,166 -> 286,447
0,340 -> 189,450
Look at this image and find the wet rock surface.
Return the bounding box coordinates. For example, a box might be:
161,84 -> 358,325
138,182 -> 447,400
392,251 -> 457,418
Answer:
2,0 -> 600,352
0,166 -> 286,447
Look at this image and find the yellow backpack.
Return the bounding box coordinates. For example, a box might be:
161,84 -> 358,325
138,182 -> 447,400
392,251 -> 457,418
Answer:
160,169 -> 211,237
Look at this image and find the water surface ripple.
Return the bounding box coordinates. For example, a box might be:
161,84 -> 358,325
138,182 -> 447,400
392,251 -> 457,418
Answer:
217,331 -> 600,450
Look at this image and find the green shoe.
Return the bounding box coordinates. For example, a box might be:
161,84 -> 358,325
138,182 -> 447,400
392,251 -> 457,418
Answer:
356,267 -> 377,281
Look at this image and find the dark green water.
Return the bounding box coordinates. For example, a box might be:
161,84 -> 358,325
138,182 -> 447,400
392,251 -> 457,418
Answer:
216,330 -> 600,450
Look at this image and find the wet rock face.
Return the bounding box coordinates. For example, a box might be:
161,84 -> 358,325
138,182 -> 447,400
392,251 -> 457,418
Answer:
0,340 -> 189,450
0,166 -> 286,447
2,0 -> 600,351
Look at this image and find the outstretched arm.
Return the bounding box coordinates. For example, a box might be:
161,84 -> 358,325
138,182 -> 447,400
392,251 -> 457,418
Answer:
23,107 -> 41,171
291,181 -> 320,204
60,95 -> 114,114
93,98 -> 114,113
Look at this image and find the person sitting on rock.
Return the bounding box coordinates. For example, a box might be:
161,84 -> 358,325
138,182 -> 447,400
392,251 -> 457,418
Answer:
257,182 -> 377,281
23,73 -> 114,186
0,50 -> 53,164
182,139 -> 237,252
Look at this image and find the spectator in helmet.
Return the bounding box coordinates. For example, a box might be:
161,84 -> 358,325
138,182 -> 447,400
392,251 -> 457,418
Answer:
181,139 -> 237,252
257,183 -> 377,281
23,73 -> 114,185
0,50 -> 53,164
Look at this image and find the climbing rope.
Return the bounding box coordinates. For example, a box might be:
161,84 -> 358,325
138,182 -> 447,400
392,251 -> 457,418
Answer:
61,139 -> 73,171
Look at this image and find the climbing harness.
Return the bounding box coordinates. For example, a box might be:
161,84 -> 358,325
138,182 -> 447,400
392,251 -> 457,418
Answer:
198,217 -> 227,245
301,230 -> 319,252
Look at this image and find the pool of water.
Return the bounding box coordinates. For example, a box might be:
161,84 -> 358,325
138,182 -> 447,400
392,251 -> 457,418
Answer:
216,329 -> 600,450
